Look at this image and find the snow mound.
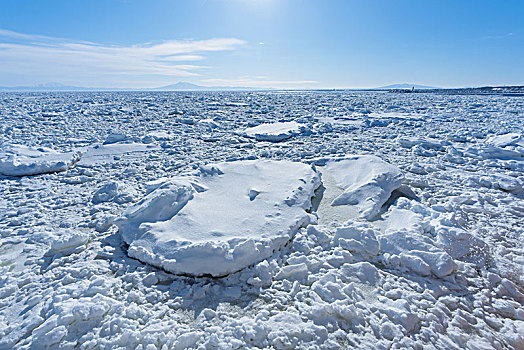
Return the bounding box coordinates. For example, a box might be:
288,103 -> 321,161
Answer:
243,121 -> 303,142
320,156 -> 404,220
116,160 -> 321,277
0,144 -> 80,176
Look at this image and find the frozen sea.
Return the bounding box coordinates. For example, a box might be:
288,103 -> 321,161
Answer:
0,91 -> 523,349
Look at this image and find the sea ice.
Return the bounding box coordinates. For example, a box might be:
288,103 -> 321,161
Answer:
487,132 -> 524,148
317,155 -> 404,220
2,91 -> 523,349
0,144 -> 79,176
76,142 -> 160,166
92,181 -> 137,204
103,133 -> 128,145
243,121 -> 303,142
116,160 -> 321,276
397,136 -> 447,150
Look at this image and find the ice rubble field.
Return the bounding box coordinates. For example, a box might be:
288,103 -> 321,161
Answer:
0,91 -> 523,349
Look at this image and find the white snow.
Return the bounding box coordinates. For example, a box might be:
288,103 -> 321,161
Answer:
117,160 -> 321,276
243,121 -> 303,142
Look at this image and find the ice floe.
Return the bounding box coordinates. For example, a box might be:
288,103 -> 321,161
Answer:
117,160 -> 321,276
487,132 -> 524,148
0,144 -> 80,176
76,142 -> 160,166
316,155 -> 404,220
242,121 -> 303,142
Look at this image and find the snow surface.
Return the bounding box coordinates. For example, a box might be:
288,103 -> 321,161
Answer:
117,160 -> 320,277
0,91 -> 523,349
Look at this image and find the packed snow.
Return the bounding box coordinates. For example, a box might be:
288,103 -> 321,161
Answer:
0,91 -> 523,349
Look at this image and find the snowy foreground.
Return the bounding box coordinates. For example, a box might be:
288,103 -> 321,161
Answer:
0,91 -> 523,349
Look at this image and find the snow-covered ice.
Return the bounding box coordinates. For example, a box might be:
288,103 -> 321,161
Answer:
0,91 -> 523,349
487,132 -> 524,148
0,144 -> 79,176
117,160 -> 320,276
242,121 -> 303,142
319,155 -> 404,220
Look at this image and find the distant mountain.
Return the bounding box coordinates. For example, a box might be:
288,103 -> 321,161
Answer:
0,81 -> 265,92
376,83 -> 439,90
150,82 -> 263,91
152,82 -> 207,91
0,82 -> 95,91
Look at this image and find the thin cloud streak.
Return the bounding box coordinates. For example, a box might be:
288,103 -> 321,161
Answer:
203,77 -> 319,89
0,29 -> 245,87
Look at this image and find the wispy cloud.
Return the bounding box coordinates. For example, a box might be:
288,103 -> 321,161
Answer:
480,32 -> 515,40
0,28 -> 245,87
203,77 -> 318,89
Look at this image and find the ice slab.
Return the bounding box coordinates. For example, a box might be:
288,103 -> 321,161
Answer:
76,143 -> 160,166
317,116 -> 364,127
487,133 -> 524,148
103,133 -> 128,144
318,156 -> 404,220
469,145 -> 524,160
383,198 -> 487,263
397,136 -> 447,150
243,121 -> 302,142
0,144 -> 80,176
116,160 -> 321,277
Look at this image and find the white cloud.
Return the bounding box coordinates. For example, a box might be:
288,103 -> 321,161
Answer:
0,28 -> 245,87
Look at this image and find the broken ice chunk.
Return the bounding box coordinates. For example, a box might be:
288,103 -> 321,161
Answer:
322,155 -> 404,220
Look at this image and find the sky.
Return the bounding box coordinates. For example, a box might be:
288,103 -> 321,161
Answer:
0,0 -> 523,89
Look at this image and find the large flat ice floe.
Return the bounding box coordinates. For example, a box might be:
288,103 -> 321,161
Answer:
116,160 -> 321,276
0,144 -> 80,176
242,121 -> 303,142
316,155 -> 404,220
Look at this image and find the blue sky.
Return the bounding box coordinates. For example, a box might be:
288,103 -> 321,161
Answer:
0,0 -> 522,88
